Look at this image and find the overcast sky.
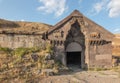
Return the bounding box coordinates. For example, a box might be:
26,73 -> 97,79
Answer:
0,0 -> 120,33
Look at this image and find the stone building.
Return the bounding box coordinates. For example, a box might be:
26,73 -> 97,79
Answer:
0,20 -> 50,48
43,10 -> 114,68
112,34 -> 120,66
0,10 -> 114,68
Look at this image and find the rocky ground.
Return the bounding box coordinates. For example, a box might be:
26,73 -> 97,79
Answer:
40,67 -> 120,83
0,46 -> 120,83
1,62 -> 120,83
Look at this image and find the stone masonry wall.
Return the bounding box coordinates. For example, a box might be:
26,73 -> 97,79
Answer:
0,34 -> 45,48
89,43 -> 112,68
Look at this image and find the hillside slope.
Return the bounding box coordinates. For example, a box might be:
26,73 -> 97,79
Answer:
0,19 -> 52,34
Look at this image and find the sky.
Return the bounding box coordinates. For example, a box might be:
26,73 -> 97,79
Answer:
0,0 -> 120,33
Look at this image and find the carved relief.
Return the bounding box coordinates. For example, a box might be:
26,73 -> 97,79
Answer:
90,32 -> 100,38
65,20 -> 85,49
70,16 -> 84,25
52,30 -> 64,39
61,31 -> 64,38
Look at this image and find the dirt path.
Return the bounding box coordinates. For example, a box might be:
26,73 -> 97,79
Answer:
40,67 -> 120,83
40,70 -> 120,83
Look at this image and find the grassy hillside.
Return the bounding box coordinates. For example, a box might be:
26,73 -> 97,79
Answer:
0,19 -> 52,34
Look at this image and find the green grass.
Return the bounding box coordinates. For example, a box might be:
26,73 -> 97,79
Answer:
88,67 -> 109,71
0,47 -> 13,56
0,47 -> 41,57
111,66 -> 120,78
0,44 -> 57,82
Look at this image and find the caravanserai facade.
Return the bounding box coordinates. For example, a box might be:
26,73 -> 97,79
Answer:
0,10 -> 114,68
43,10 -> 114,68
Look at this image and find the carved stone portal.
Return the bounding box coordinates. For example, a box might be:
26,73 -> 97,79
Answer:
65,21 -> 85,68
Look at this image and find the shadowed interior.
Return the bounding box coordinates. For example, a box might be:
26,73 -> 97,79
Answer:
67,52 -> 81,67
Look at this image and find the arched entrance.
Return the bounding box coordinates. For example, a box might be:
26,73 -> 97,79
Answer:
66,42 -> 82,67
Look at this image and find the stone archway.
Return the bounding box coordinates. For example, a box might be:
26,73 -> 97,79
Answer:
66,42 -> 82,67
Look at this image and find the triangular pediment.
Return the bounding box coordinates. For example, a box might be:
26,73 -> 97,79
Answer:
47,10 -> 83,34
47,10 -> 114,40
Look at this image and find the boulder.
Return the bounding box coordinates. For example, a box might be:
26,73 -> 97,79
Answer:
31,53 -> 39,62
41,69 -> 54,76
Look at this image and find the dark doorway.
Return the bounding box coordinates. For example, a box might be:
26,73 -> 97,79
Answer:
66,52 -> 81,67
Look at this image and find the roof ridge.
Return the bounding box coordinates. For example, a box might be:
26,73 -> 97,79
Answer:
70,10 -> 83,16
47,10 -> 83,34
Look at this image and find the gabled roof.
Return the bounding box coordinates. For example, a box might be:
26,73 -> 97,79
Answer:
47,10 -> 114,38
47,10 -> 82,34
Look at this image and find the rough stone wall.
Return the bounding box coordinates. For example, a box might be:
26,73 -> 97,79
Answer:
47,18 -> 113,68
41,10 -> 114,68
0,34 -> 45,48
89,43 -> 112,68
48,20 -> 86,67
48,22 -> 70,65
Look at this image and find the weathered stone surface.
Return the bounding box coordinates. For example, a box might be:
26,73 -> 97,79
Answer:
31,53 -> 39,62
0,34 -> 45,48
41,69 -> 54,76
45,53 -> 51,60
44,60 -> 55,65
46,10 -> 114,68
0,10 -> 115,69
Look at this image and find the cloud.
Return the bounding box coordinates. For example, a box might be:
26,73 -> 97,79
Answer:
93,0 -> 108,14
113,28 -> 120,33
107,0 -> 120,18
91,0 -> 120,18
37,0 -> 68,17
20,19 -> 25,21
